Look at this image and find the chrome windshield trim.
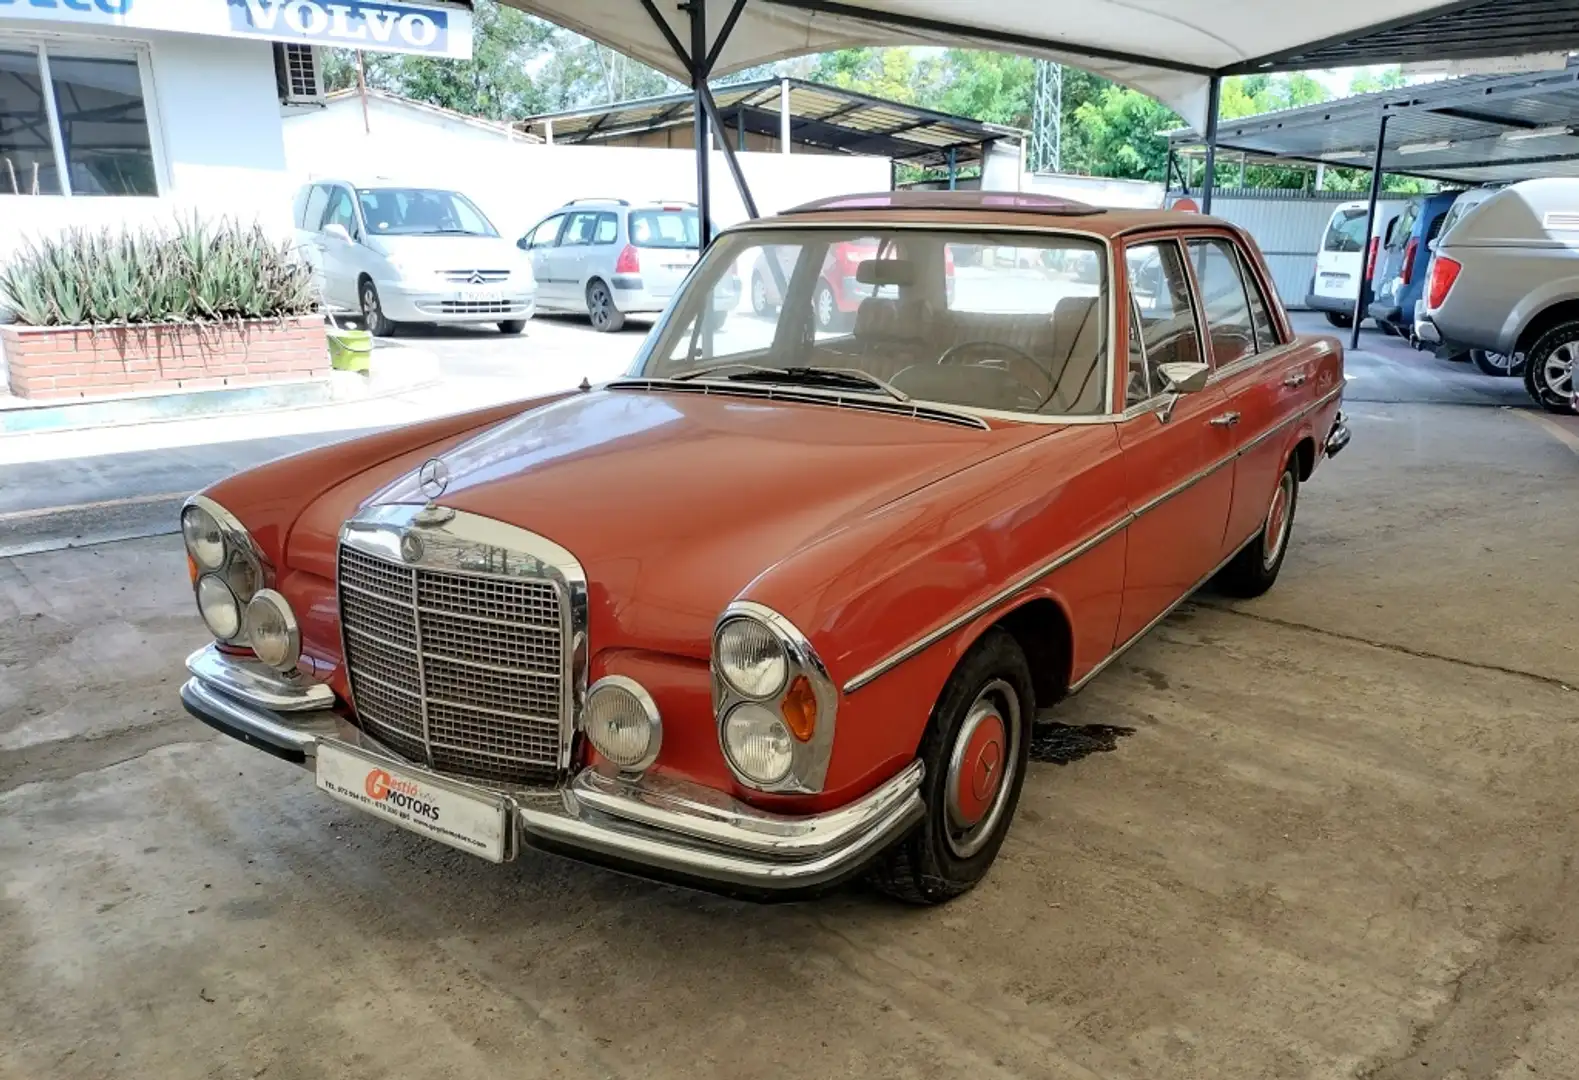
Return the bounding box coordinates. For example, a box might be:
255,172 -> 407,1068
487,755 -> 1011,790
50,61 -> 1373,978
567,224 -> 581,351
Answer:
606,378 -> 990,430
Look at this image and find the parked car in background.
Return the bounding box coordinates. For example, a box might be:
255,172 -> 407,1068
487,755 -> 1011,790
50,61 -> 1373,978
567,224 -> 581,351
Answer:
292,180 -> 536,337
750,239 -> 957,331
1307,198 -> 1408,329
1370,191 -> 1458,342
1420,178 -> 1579,411
520,199 -> 734,332
1410,188 -> 1518,375
177,191 -> 1347,905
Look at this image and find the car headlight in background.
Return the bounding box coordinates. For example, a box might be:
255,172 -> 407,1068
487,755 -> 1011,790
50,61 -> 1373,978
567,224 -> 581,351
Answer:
711,603 -> 837,794
181,495 -> 267,646
715,616 -> 788,699
582,676 -> 661,773
245,590 -> 300,673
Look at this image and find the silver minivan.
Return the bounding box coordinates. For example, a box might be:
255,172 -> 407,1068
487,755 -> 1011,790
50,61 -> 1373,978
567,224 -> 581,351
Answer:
519,199 -> 736,332
293,180 -> 537,336
1421,178 -> 1579,413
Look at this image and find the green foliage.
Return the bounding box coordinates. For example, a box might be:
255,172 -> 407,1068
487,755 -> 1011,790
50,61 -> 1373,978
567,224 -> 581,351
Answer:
0,220 -> 317,328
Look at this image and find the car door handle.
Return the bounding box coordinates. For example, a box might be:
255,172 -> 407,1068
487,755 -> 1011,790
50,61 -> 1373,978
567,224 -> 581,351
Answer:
1283,372 -> 1308,388
1209,412 -> 1241,428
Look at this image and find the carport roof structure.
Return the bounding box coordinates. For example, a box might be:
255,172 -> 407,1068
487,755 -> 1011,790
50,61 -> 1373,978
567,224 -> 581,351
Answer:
518,78 -> 1023,170
1166,62 -> 1579,187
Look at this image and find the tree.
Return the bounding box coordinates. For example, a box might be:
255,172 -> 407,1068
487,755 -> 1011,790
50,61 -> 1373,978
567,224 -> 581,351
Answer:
934,50 -> 1036,128
1348,66 -> 1408,95
1071,84 -> 1181,181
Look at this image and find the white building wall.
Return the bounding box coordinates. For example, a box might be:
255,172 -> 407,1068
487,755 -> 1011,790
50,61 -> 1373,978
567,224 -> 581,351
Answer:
0,27 -> 292,262
284,98 -> 893,241
1022,172 -> 1165,209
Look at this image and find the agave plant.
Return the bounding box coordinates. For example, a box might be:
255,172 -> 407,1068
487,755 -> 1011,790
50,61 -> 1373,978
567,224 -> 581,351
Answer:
0,218 -> 318,328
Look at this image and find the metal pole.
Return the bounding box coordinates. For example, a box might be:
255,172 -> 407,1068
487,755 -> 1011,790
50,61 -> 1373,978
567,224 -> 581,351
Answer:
1352,111 -> 1390,350
698,86 -> 757,218
737,105 -> 746,152
687,0 -> 711,250
1164,147 -> 1176,196
1201,75 -> 1221,213
947,147 -> 957,190
780,78 -> 791,154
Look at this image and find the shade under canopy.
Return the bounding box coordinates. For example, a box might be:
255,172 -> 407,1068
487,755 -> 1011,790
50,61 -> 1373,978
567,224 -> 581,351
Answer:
495,0 -> 1579,132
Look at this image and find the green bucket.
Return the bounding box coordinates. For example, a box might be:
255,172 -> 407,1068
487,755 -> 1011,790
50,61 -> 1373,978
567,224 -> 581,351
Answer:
327,326 -> 373,373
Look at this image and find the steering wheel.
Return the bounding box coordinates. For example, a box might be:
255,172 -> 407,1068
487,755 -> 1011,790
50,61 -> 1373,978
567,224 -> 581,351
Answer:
937,340 -> 1054,399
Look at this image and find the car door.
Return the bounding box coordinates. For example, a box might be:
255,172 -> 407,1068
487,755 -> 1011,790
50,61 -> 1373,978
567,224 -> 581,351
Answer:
294,184 -> 332,304
1185,234 -> 1306,553
317,184 -> 364,310
553,211 -> 602,309
1115,237 -> 1237,645
522,214 -> 567,307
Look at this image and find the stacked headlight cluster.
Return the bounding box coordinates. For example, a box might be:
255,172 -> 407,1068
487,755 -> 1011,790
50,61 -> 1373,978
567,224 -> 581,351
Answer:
180,497 -> 299,673
713,603 -> 837,793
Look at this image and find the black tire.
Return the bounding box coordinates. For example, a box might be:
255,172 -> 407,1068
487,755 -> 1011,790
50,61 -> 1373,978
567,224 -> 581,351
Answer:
1524,321 -> 1579,414
1470,349 -> 1523,377
498,320 -> 527,335
1324,310 -> 1353,330
870,628 -> 1033,905
359,279 -> 396,337
750,271 -> 777,317
1215,460 -> 1299,599
586,280 -> 625,333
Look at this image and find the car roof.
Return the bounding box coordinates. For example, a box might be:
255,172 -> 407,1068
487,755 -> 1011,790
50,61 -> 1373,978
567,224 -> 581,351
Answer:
555,199 -> 699,211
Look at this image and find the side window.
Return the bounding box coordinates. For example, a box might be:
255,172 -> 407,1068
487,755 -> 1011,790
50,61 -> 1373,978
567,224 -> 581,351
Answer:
302,185 -> 331,231
1237,246 -> 1281,351
593,213 -> 618,245
1186,238 -> 1257,368
528,215 -> 565,248
561,211 -> 600,247
323,186 -> 358,237
1126,240 -> 1203,394
1125,296 -> 1151,407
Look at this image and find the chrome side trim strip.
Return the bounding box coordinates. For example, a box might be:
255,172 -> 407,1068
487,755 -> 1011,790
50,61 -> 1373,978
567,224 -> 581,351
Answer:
842,378 -> 1348,695
1069,530 -> 1260,694
842,514 -> 1132,693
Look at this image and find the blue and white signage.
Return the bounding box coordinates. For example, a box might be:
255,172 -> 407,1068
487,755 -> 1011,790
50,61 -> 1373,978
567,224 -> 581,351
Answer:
0,0 -> 474,60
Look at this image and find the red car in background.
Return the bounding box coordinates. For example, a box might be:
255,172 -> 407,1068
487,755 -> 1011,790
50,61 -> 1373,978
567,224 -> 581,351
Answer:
752,239 -> 953,331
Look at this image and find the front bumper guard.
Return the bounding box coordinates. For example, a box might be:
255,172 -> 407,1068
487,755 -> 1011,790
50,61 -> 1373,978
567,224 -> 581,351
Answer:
1325,410 -> 1352,459
180,649 -> 924,897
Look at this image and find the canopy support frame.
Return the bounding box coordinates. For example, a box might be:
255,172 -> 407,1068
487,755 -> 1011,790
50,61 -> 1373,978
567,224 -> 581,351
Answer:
1201,75 -> 1221,213
1352,111 -> 1391,350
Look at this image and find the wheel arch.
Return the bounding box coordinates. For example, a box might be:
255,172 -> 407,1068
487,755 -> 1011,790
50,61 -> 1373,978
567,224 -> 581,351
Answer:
950,593 -> 1075,714
1291,435 -> 1317,481
1515,297 -> 1579,356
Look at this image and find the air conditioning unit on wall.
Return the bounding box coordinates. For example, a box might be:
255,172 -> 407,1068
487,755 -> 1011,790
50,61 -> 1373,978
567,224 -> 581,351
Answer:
274,43 -> 325,106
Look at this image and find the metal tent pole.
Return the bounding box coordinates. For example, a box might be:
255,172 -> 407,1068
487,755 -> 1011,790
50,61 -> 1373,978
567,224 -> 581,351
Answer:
685,0 -> 711,249
947,147 -> 957,190
1352,111 -> 1390,350
698,87 -> 758,218
1164,148 -> 1176,198
1201,76 -> 1221,213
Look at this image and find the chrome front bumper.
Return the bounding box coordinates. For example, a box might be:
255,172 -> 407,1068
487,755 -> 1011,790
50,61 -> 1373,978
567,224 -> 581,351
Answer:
1325,410 -> 1352,459
180,647 -> 923,898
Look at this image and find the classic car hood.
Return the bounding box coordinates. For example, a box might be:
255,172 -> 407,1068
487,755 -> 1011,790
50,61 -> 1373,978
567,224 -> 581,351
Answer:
339,388 -> 1046,658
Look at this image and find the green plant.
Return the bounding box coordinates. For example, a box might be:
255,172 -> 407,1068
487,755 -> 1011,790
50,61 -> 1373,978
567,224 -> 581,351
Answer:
0,219 -> 317,327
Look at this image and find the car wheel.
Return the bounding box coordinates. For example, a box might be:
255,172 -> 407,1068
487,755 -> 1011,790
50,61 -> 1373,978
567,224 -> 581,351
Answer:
870,628 -> 1032,905
498,320 -> 527,335
1324,311 -> 1353,330
586,280 -> 625,333
1524,322 -> 1579,414
1470,349 -> 1523,377
1215,461 -> 1299,599
751,272 -> 776,317
359,280 -> 396,337
814,281 -> 838,333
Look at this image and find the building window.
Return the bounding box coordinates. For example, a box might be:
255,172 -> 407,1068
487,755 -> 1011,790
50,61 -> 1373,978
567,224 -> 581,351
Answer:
0,41 -> 158,197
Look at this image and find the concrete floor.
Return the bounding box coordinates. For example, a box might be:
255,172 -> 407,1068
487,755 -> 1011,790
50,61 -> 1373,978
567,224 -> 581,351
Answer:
2,316 -> 1578,1080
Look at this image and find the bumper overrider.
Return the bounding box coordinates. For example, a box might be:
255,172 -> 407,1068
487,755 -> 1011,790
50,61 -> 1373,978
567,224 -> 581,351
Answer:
180,645 -> 924,898
1325,410 -> 1352,459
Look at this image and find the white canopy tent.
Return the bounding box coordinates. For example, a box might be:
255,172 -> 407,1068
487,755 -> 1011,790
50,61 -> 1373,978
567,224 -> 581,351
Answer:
498,0 -> 1579,240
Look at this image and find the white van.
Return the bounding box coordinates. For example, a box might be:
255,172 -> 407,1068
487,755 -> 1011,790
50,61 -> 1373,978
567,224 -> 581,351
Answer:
1306,199 -> 1408,328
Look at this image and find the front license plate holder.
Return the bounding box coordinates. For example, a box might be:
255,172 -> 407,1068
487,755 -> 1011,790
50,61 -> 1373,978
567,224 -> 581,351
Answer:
314,739 -> 511,863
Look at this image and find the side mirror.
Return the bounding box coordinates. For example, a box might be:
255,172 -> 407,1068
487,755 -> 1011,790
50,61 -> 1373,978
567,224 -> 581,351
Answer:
517,236 -> 529,250
1157,361 -> 1210,395
323,223 -> 353,244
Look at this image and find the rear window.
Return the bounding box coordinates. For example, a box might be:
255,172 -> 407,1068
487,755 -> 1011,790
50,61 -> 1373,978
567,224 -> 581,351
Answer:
629,209 -> 699,249
1389,204 -> 1419,249
1322,209 -> 1369,254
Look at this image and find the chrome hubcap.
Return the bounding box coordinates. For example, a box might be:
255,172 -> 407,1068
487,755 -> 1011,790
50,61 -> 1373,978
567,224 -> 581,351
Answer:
1485,351 -> 1518,372
1263,472 -> 1294,570
1544,343 -> 1576,400
752,277 -> 766,310
944,679 -> 1020,859
817,287 -> 833,327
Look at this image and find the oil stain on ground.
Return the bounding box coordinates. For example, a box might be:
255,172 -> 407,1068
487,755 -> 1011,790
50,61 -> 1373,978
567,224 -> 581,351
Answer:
1029,722 -> 1136,765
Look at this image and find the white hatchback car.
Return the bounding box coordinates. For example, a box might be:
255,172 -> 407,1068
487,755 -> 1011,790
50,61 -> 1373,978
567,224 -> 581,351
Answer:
292,180 -> 537,336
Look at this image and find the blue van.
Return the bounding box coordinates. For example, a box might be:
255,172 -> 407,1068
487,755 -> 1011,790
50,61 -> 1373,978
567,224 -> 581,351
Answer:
1368,191 -> 1461,339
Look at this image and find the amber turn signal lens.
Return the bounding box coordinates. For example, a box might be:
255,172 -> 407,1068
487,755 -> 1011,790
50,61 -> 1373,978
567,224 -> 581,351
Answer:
780,676 -> 817,743
186,554 -> 200,585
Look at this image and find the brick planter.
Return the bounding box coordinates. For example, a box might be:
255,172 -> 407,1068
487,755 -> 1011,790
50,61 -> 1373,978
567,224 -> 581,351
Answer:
1,315 -> 328,401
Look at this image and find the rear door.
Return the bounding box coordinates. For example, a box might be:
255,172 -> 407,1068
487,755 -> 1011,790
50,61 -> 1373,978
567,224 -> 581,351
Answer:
1373,201 -> 1419,309
1313,205 -> 1368,306
553,211 -> 602,307
629,207 -> 701,300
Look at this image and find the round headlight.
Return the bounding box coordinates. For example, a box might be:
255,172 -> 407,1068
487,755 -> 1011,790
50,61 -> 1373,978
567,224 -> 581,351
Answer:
245,589 -> 299,672
722,703 -> 794,786
582,677 -> 660,771
224,553 -> 261,605
197,575 -> 241,640
715,618 -> 788,699
181,505 -> 225,572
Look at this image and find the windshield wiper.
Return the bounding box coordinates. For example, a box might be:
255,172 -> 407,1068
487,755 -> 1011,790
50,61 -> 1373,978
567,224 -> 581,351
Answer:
674,364 -> 909,403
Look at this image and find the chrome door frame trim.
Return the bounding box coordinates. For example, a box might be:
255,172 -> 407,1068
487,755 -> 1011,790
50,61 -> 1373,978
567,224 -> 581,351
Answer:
842,379 -> 1346,695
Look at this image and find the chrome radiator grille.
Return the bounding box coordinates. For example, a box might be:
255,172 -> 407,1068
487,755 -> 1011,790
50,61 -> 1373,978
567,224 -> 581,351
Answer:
338,544 -> 567,785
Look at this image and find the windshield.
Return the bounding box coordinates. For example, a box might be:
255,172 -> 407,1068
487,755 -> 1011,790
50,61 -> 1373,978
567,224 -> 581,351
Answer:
629,209 -> 700,249
1323,209 -> 1369,253
357,188 -> 498,237
639,227 -> 1111,418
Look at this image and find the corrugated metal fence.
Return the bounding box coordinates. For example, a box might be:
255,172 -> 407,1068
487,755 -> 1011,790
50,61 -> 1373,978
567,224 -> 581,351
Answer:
1169,190 -> 1355,310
